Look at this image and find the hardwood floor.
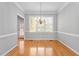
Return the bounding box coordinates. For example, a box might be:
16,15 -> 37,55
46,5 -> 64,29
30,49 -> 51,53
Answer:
6,39 -> 78,56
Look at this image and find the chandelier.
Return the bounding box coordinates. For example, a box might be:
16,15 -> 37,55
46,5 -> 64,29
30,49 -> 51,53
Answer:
39,2 -> 42,24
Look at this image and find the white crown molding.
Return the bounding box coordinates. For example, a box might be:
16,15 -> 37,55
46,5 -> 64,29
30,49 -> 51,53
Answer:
13,2 -> 24,12
25,11 -> 57,15
57,2 -> 70,13
17,13 -> 24,19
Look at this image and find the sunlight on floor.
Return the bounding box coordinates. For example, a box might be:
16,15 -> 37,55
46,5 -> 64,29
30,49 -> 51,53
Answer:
30,47 -> 37,56
38,47 -> 45,56
46,47 -> 53,56
19,40 -> 53,56
30,47 -> 53,56
19,40 -> 24,54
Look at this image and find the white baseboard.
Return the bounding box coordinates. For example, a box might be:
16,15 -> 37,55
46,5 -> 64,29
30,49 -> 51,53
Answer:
25,38 -> 57,40
1,45 -> 17,56
58,40 -> 79,55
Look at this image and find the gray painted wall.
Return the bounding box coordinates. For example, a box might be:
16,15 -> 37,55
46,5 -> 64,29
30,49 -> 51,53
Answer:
24,14 -> 57,40
0,2 -> 24,55
0,3 -> 17,35
58,2 -> 79,53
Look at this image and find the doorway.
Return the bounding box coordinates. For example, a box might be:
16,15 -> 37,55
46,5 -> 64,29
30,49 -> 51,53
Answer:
17,15 -> 24,40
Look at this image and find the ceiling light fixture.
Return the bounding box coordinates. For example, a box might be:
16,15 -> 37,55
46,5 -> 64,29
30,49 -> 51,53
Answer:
39,2 -> 42,24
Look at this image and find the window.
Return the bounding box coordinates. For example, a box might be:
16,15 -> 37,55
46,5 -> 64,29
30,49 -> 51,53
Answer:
29,16 -> 53,32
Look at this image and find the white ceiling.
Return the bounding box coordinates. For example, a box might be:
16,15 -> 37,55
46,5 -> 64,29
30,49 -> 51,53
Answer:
17,2 -> 66,12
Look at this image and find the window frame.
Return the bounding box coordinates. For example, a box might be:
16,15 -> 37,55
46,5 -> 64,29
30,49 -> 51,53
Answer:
29,15 -> 54,33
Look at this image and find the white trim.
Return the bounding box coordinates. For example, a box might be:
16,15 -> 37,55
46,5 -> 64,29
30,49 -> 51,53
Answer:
57,31 -> 79,37
25,38 -> 56,40
17,13 -> 24,19
13,2 -> 24,12
1,45 -> 17,56
25,11 -> 57,15
58,40 -> 79,55
57,2 -> 70,13
23,15 -> 25,40
0,33 -> 17,38
25,31 -> 57,33
17,13 -> 25,39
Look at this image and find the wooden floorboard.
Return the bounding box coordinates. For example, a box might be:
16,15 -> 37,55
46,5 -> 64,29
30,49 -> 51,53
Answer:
6,40 -> 78,56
